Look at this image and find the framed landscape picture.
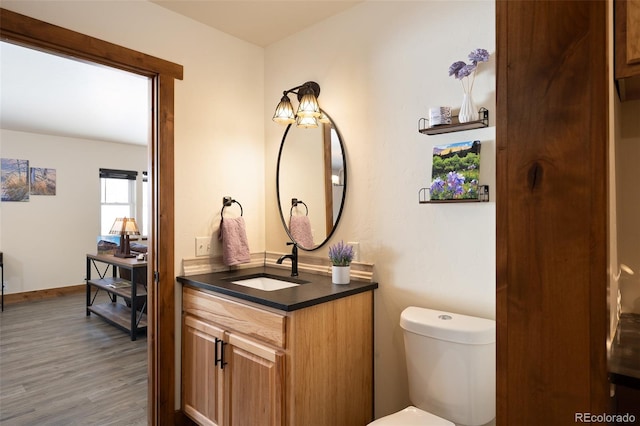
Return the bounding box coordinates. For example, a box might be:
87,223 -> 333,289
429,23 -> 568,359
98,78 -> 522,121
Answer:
429,140 -> 481,201
30,167 -> 56,195
1,158 -> 30,202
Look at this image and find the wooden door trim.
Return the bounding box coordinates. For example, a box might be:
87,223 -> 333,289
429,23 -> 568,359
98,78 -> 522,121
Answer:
0,9 -> 183,424
496,1 -> 609,423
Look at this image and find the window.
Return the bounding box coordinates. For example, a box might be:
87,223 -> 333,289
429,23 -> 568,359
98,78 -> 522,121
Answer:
100,168 -> 137,235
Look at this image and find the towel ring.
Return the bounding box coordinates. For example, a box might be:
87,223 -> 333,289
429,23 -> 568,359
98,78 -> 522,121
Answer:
221,196 -> 243,218
290,198 -> 308,216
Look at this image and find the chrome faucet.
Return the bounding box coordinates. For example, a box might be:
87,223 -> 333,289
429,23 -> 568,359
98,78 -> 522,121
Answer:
276,242 -> 298,277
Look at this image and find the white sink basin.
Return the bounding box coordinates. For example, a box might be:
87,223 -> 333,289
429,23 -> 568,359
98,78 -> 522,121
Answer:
231,276 -> 300,291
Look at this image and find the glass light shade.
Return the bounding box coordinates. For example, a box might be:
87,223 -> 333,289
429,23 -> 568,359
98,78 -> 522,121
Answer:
296,91 -> 321,118
318,112 -> 330,123
272,95 -> 295,124
109,217 -> 140,235
296,115 -> 318,128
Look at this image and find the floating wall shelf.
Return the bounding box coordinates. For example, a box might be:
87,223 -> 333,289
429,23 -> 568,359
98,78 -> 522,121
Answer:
419,185 -> 490,204
418,108 -> 489,136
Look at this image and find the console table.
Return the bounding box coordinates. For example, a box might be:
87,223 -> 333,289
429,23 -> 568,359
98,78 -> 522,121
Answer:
1,252 -> 4,312
86,253 -> 147,340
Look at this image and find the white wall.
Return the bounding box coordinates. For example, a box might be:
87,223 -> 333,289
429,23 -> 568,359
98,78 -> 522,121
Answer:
616,99 -> 640,314
265,1 -> 496,417
1,0 -> 266,280
0,129 -> 146,293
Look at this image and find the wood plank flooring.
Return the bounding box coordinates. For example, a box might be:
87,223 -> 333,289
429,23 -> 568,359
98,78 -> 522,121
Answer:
0,291 -> 147,425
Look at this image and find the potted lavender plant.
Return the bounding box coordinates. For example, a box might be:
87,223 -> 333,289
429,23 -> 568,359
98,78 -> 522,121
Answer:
328,240 -> 354,285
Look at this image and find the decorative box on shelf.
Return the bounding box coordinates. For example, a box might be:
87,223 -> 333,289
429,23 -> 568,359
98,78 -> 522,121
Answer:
418,108 -> 489,136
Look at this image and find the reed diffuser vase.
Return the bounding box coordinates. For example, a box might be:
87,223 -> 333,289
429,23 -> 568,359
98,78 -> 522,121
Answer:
458,93 -> 476,123
449,48 -> 489,124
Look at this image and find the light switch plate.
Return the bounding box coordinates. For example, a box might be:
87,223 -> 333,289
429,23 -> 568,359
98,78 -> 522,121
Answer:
348,242 -> 360,262
196,237 -> 211,257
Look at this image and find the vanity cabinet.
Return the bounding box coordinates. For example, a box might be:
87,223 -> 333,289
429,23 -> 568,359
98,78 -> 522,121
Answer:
181,285 -> 373,426
615,0 -> 640,100
182,314 -> 284,426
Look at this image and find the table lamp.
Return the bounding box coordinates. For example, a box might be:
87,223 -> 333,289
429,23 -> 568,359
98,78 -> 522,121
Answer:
109,217 -> 140,258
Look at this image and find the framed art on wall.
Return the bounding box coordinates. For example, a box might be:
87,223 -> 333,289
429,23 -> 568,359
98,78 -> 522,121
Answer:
429,140 -> 481,201
1,158 -> 30,202
30,167 -> 56,196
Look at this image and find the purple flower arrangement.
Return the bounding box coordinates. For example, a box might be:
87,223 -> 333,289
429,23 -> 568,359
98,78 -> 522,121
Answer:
448,48 -> 490,94
430,171 -> 481,200
328,241 -> 354,266
430,171 -> 466,199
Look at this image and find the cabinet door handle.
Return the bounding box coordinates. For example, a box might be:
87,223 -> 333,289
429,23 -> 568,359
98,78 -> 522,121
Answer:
214,338 -> 228,370
214,337 -> 222,367
219,341 -> 228,370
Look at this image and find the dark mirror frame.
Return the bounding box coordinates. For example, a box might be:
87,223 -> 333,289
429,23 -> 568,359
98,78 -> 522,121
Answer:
276,110 -> 347,251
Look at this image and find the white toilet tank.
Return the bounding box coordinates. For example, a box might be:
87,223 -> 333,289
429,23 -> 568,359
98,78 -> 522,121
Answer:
400,307 -> 496,426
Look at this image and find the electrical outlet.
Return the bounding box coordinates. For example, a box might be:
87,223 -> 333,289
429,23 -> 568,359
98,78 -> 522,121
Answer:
348,241 -> 360,262
195,237 -> 211,257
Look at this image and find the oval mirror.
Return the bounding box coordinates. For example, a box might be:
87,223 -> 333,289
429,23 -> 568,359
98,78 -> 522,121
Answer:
276,111 -> 347,251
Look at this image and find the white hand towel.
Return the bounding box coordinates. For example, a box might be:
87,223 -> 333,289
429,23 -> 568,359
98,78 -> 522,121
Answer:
218,217 -> 251,266
289,215 -> 314,249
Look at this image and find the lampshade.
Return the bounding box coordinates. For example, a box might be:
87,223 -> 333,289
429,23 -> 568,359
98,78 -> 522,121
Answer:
272,95 -> 296,124
296,115 -> 318,128
318,112 -> 331,123
296,87 -> 321,118
109,217 -> 140,236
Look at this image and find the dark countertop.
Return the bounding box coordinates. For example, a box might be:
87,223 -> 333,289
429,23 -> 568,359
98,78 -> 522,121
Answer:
609,313 -> 640,388
177,266 -> 378,312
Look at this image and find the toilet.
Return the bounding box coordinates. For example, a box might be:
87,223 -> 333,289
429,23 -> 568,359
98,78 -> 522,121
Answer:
369,306 -> 496,426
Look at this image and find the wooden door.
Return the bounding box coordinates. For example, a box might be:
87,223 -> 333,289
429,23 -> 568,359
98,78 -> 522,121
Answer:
182,315 -> 225,426
225,333 -> 284,426
496,1 -> 609,424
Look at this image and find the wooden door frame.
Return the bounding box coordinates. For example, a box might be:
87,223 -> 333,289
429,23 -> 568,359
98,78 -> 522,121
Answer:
496,1 -> 609,423
0,9 -> 183,424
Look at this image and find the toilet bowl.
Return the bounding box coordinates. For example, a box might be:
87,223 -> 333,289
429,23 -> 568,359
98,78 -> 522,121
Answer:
368,406 -> 453,426
368,306 -> 495,426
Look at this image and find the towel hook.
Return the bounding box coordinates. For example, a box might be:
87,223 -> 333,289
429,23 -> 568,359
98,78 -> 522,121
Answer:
221,196 -> 243,218
290,198 -> 308,216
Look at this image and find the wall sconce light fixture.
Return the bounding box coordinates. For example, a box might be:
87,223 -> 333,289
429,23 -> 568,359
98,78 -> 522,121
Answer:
273,81 -> 322,128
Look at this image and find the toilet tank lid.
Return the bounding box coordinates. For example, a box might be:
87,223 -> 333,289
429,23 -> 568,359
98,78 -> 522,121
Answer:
400,307 -> 495,344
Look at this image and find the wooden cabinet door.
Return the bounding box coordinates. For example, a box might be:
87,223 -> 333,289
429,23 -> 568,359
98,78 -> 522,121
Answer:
615,0 -> 640,100
182,315 -> 226,426
625,0 -> 640,64
225,333 -> 285,426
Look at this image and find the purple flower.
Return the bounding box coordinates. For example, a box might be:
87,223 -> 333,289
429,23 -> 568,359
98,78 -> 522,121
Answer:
445,171 -> 466,197
328,240 -> 354,266
456,64 -> 476,79
430,177 -> 445,193
468,48 -> 490,64
448,61 -> 466,77
448,48 -> 490,91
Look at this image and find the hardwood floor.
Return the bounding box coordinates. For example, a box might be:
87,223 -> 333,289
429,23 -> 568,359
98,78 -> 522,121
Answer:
0,291 -> 147,425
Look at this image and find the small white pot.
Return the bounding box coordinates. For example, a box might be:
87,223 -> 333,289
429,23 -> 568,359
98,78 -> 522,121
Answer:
332,265 -> 351,285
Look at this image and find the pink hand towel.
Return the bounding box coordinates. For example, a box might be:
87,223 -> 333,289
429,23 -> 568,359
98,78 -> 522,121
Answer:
289,215 -> 314,249
218,217 -> 251,266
